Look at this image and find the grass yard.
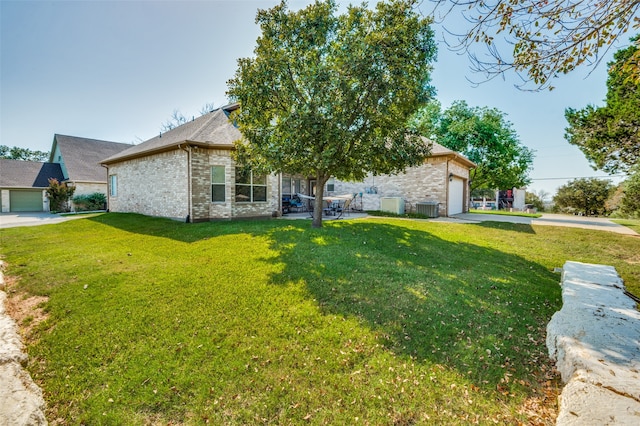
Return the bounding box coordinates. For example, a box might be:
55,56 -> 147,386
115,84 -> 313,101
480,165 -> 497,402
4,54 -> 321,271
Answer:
2,214 -> 639,424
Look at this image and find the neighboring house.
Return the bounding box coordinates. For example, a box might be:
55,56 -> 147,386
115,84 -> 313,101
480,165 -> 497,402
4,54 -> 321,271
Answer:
49,134 -> 132,197
0,135 -> 131,212
0,160 -> 64,212
102,104 -> 475,221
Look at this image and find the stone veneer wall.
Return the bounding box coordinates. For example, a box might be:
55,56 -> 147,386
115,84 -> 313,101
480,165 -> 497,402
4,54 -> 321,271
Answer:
107,150 -> 189,220
331,157 -> 469,216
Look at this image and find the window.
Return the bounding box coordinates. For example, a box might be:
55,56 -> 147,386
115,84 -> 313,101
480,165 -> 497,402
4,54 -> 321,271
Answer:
109,175 -> 117,197
211,166 -> 225,202
282,177 -> 292,198
235,168 -> 267,202
326,177 -> 335,192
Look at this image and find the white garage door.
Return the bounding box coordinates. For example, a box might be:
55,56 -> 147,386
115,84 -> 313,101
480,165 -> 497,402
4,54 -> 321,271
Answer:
448,177 -> 464,215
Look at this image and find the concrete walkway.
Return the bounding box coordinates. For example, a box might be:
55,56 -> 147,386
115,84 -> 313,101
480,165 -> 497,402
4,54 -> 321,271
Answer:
448,213 -> 638,236
0,212 -> 86,229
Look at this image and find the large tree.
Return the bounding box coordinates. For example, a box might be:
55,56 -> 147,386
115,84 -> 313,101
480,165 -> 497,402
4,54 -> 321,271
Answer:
227,0 -> 436,227
412,100 -> 533,192
0,145 -> 49,161
553,177 -> 615,216
564,39 -> 640,174
428,0 -> 640,90
619,166 -> 640,217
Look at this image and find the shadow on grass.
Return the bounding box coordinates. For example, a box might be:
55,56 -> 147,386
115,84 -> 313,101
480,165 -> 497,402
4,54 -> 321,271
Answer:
264,220 -> 560,391
88,212 -> 280,243
475,221 -> 537,234
89,213 -> 559,392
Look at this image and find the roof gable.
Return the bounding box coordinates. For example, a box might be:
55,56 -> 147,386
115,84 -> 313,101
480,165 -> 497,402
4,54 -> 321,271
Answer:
428,140 -> 476,168
102,109 -> 241,164
53,134 -> 132,182
0,159 -> 64,188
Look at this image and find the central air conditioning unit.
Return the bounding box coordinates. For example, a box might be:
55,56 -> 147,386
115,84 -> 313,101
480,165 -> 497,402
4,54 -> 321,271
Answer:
380,197 -> 405,214
415,202 -> 439,218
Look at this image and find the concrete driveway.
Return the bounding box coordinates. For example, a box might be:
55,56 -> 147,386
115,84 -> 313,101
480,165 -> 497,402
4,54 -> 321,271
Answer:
447,212 -> 638,236
0,212 -> 86,229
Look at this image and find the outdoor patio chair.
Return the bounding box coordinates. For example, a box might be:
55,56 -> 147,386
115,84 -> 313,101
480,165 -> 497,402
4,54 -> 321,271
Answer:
335,197 -> 353,219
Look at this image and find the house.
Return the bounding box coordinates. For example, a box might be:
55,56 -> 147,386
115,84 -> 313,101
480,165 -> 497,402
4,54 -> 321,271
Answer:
0,160 -> 64,212
102,104 -> 475,221
0,135 -> 131,212
49,134 -> 133,198
101,104 -> 279,222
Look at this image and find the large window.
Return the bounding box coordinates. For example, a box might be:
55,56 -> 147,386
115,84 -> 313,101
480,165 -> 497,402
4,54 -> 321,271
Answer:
235,169 -> 267,203
109,175 -> 117,197
211,166 -> 225,202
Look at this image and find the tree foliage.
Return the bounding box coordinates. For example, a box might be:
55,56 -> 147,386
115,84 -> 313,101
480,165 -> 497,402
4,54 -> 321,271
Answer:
429,0 -> 640,90
525,191 -> 544,211
619,166 -> 640,216
46,178 -> 75,213
553,177 -> 615,216
565,39 -> 640,174
412,100 -> 533,192
227,0 -> 436,227
0,145 -> 49,161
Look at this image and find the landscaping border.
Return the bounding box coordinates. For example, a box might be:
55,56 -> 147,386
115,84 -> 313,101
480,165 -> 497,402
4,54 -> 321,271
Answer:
546,261 -> 640,425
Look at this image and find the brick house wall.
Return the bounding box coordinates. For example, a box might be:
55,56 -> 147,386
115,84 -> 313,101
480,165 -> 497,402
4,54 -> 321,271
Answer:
327,156 -> 470,216
107,147 -> 280,221
107,150 -> 190,220
231,172 -> 280,218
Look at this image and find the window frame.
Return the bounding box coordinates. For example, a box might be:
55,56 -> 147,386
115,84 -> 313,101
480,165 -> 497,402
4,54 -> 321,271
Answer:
109,175 -> 117,197
235,170 -> 267,203
211,165 -> 226,203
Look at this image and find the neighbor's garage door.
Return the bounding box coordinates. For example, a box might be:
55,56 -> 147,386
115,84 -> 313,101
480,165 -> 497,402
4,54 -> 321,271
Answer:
448,177 -> 464,215
10,190 -> 43,212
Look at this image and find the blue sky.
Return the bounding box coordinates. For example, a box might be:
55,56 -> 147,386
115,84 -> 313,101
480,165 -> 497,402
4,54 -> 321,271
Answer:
0,0 -> 629,197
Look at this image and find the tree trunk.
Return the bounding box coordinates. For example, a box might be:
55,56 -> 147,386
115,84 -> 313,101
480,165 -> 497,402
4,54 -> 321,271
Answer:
312,173 -> 329,228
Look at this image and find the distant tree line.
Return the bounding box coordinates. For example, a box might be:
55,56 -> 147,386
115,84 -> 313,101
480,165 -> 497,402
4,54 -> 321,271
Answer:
0,145 -> 49,162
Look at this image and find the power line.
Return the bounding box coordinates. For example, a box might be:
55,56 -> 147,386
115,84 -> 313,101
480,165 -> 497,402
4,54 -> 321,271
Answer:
531,175 -> 626,181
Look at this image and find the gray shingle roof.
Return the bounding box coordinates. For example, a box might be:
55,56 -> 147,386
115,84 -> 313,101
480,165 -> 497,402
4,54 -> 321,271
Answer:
102,109 -> 241,164
429,140 -> 476,168
0,159 -> 64,188
53,134 -> 132,181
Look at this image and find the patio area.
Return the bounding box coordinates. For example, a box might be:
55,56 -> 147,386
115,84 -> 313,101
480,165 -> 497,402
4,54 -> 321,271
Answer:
279,210 -> 369,221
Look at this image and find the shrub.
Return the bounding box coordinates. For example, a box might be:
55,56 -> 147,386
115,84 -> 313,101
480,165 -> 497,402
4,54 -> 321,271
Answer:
72,192 -> 107,212
46,178 -> 75,212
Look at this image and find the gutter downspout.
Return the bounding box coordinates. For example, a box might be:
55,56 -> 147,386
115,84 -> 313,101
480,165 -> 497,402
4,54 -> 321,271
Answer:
179,144 -> 193,223
101,164 -> 110,212
445,159 -> 450,217
278,173 -> 282,216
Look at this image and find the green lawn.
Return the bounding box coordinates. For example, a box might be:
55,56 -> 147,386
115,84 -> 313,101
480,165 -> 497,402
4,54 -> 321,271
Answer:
2,213 -> 639,424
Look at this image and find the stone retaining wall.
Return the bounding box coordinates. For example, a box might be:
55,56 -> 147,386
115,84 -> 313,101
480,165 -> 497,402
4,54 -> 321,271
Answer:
546,261 -> 640,425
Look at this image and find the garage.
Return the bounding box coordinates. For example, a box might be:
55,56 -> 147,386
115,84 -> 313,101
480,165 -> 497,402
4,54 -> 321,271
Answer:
9,190 -> 44,212
448,177 -> 464,215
